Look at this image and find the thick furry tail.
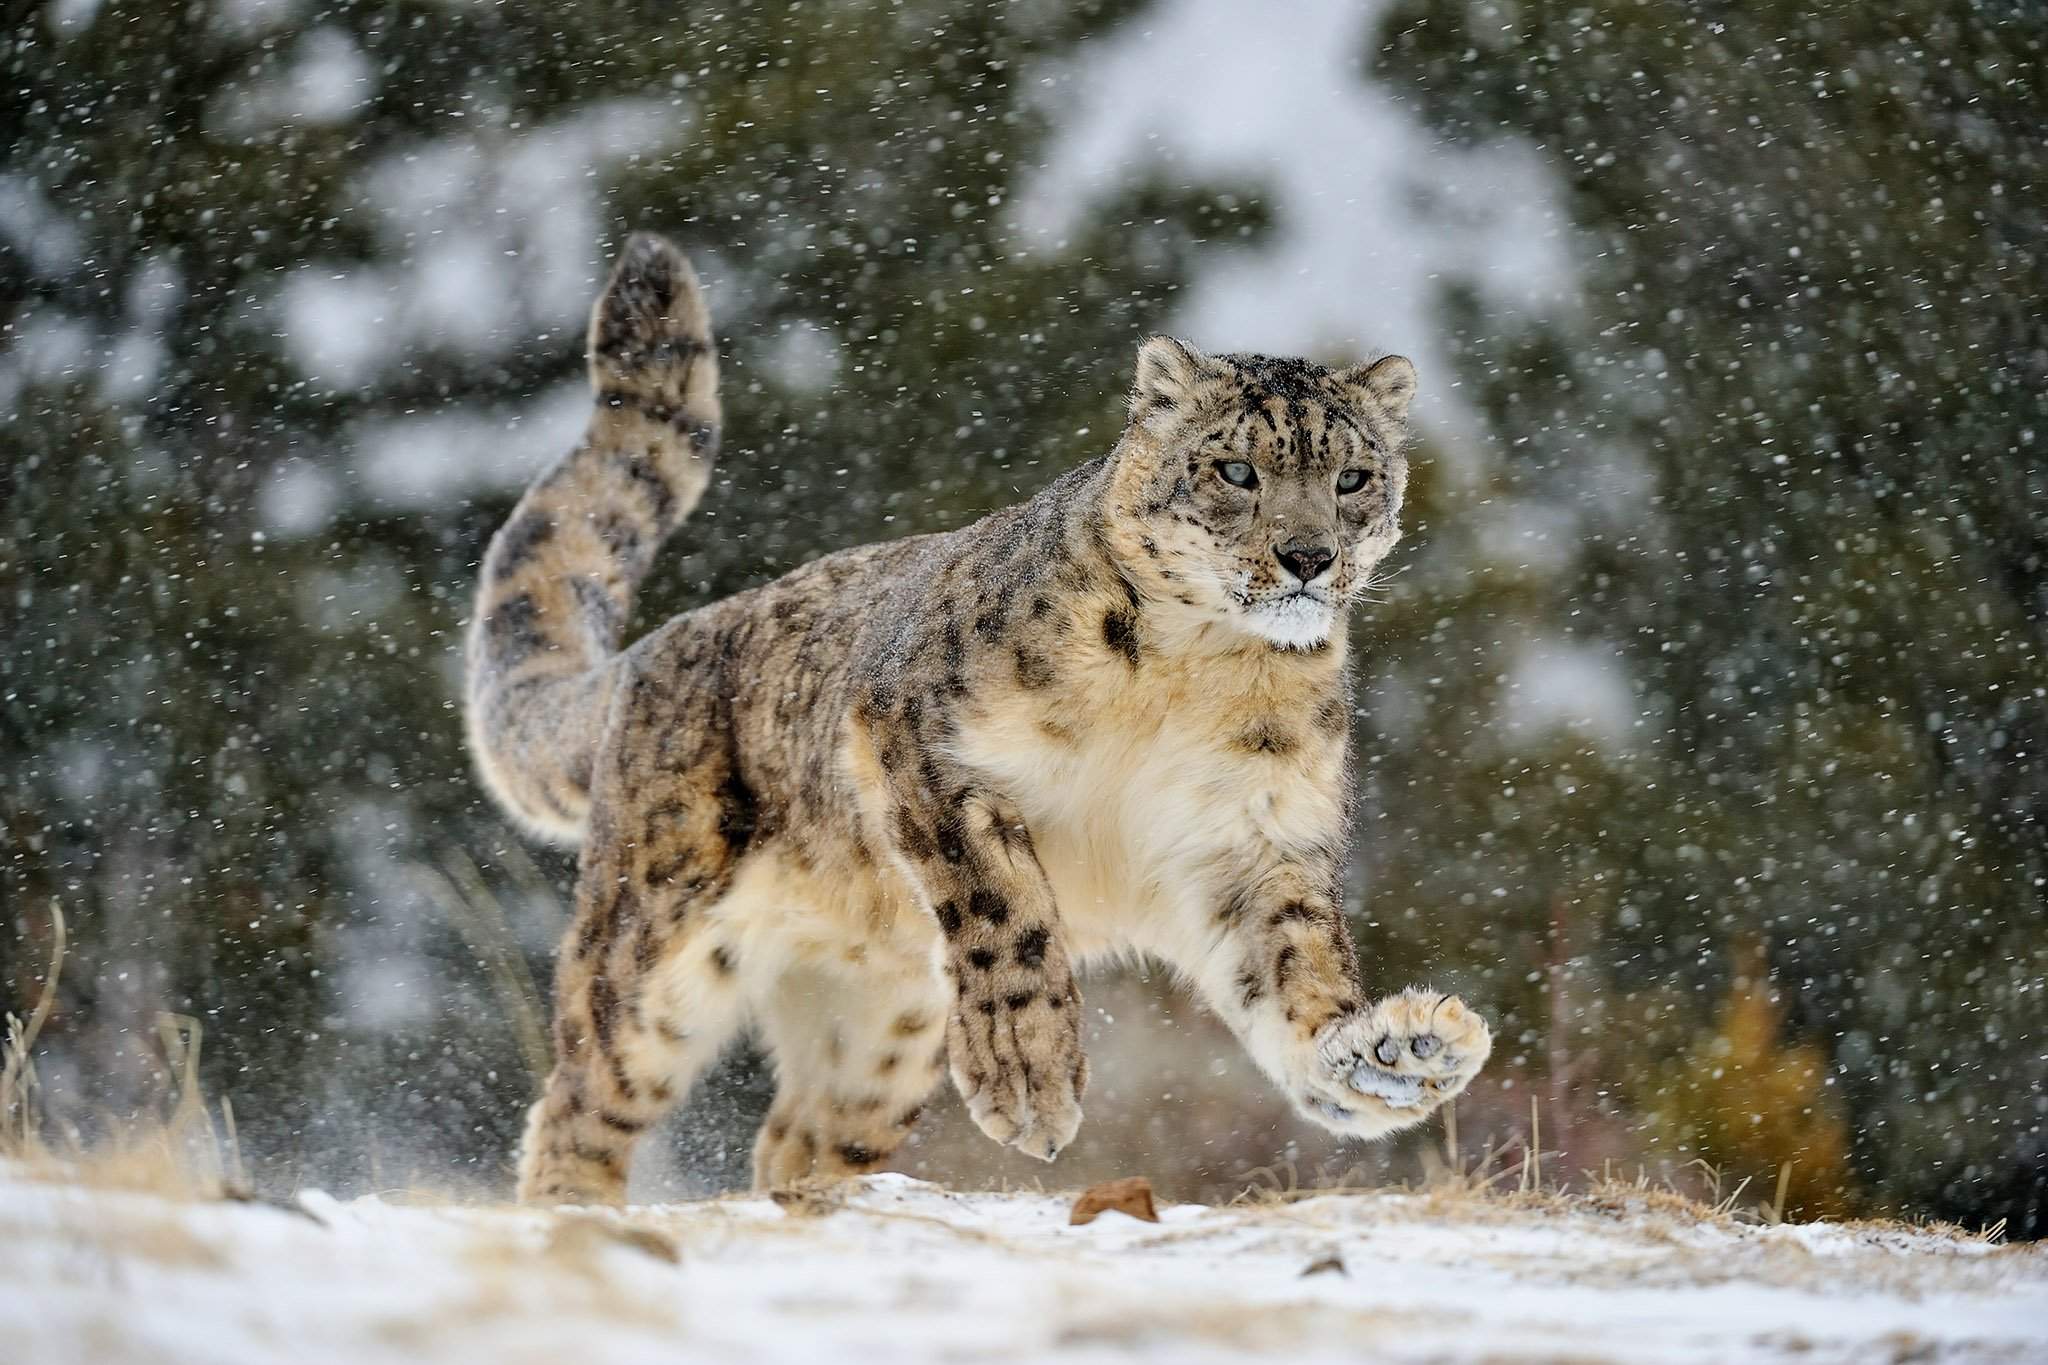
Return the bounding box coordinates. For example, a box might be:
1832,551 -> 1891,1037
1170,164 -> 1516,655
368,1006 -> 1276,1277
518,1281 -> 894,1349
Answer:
465,233 -> 721,842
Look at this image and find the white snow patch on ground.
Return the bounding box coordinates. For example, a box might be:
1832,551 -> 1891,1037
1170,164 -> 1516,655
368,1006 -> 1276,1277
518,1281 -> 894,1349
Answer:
3,1170 -> 2041,1364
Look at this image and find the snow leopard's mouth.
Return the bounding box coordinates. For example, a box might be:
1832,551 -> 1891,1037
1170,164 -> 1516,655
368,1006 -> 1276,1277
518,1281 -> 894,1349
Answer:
1237,587 -> 1332,614
1241,590 -> 1335,645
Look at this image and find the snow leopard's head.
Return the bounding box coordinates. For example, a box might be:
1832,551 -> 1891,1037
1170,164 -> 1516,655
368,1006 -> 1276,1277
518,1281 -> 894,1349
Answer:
1111,337 -> 1415,650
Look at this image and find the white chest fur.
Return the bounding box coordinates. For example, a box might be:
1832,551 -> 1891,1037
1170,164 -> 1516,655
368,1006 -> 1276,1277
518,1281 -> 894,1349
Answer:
949,648 -> 1348,958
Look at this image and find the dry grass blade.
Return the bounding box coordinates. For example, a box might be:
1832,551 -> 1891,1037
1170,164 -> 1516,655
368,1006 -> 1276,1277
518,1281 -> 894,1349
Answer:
414,851 -> 552,1085
1,899 -> 67,1159
1761,1161 -> 1794,1225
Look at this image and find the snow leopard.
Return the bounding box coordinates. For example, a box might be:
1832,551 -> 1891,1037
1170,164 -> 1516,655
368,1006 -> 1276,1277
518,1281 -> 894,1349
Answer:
466,233 -> 1493,1203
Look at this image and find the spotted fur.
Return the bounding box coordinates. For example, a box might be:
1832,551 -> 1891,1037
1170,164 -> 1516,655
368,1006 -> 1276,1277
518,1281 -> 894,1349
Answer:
470,235 -> 1492,1205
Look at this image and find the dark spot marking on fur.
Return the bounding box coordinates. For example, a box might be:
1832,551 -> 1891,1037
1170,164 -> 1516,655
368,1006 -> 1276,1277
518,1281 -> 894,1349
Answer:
1274,944 -> 1300,989
606,1049 -> 638,1103
977,1000 -> 997,1016
644,848 -> 694,887
595,511 -> 646,563
1234,720 -> 1298,756
940,618 -> 967,673
588,976 -> 619,1052
836,1143 -> 881,1168
1270,900 -> 1325,926
1005,992 -> 1034,1011
618,451 -> 678,524
768,1119 -> 790,1142
876,1052 -> 900,1075
598,1110 -> 647,1134
936,901 -> 965,937
895,1105 -> 924,1129
932,808 -> 969,865
716,768 -> 760,854
1216,883 -> 1259,924
1237,967 -> 1266,1010
967,889 -> 1010,925
635,794 -> 681,838
633,917 -> 661,971
598,383 -> 720,448
710,943 -> 738,976
1029,595 -> 1052,619
894,806 -> 936,862
493,511 -> 556,579
966,947 -> 997,971
570,574 -> 624,647
1014,926 -> 1050,968
569,1142 -> 625,1173
565,749 -> 595,797
484,592 -> 549,669
1316,695 -> 1350,734
1014,645 -> 1057,690
1101,609 -> 1141,667
892,1012 -> 932,1037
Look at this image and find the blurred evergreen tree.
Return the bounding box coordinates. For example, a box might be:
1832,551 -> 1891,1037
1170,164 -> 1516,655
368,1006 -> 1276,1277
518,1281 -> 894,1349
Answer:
0,0 -> 1267,1192
1372,0 -> 2047,1233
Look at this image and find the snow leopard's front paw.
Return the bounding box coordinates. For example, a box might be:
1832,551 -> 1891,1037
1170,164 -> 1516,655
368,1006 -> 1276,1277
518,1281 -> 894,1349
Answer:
1296,988 -> 1491,1138
947,987 -> 1087,1162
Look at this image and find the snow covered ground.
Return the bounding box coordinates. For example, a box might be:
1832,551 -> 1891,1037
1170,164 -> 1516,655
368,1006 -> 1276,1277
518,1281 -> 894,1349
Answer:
2,1168 -> 2042,1364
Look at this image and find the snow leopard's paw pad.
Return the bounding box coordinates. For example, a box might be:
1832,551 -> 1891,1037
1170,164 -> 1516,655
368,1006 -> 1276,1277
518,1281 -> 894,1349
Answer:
948,991 -> 1087,1162
1300,989 -> 1491,1135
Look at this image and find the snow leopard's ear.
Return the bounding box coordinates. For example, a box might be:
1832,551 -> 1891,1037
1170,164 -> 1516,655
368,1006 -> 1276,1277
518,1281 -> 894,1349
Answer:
1128,335 -> 1219,434
1330,354 -> 1418,425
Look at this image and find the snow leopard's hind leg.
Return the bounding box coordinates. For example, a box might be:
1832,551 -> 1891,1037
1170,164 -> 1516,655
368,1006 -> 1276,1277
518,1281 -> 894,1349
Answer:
516,645 -> 762,1206
466,232 -> 721,844
750,961 -> 951,1189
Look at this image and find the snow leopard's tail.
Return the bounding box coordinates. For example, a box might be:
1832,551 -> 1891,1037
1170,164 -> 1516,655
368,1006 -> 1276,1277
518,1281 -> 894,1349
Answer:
465,233 -> 721,842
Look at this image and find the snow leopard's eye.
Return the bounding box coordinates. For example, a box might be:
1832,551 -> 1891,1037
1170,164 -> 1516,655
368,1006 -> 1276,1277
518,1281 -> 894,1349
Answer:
1216,460 -> 1259,489
1336,468 -> 1371,494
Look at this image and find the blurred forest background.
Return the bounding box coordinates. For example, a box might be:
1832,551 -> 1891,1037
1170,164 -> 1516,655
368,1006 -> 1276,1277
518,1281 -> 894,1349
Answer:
3,0 -> 2042,1235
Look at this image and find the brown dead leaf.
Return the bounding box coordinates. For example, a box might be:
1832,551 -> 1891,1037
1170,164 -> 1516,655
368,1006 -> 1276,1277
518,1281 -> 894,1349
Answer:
1069,1176 -> 1159,1226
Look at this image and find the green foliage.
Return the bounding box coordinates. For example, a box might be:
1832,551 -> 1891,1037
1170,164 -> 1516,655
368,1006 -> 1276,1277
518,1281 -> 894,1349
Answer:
1370,0 -> 2047,1234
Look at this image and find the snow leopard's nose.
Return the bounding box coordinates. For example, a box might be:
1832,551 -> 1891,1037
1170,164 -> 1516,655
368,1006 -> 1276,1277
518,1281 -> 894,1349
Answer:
1275,541 -> 1334,584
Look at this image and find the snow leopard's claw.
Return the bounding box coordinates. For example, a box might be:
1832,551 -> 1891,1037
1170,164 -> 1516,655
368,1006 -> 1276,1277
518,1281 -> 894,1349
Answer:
949,995 -> 1086,1162
1024,1130 -> 1066,1162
